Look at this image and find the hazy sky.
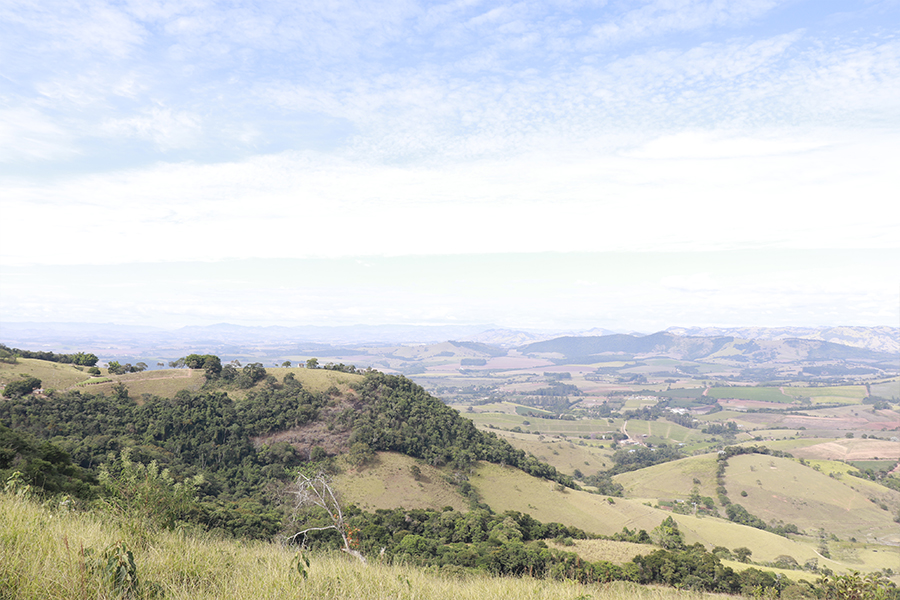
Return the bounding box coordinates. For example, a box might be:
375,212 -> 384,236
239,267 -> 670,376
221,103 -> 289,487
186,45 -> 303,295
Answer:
1,1 -> 898,331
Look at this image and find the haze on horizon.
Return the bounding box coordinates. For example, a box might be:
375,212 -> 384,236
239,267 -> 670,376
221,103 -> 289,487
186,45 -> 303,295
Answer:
1,1 -> 898,333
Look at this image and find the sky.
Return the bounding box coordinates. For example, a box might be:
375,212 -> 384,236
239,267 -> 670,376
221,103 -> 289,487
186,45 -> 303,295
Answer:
1,0 -> 898,332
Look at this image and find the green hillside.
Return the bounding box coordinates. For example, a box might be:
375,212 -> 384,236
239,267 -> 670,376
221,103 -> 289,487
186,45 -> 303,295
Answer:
614,453 -> 720,500
4,352 -> 900,597
334,451 -> 469,512
1,493 -> 743,600
0,357 -> 95,391
724,454 -> 900,543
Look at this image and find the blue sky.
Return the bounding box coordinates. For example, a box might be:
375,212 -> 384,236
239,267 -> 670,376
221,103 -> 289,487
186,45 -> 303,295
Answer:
1,0 -> 898,331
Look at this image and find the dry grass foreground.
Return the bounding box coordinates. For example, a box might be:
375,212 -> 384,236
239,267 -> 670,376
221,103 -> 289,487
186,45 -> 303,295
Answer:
0,492 -> 736,600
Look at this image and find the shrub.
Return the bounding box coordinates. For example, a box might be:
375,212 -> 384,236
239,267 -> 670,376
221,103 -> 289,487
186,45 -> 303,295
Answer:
2,376 -> 42,398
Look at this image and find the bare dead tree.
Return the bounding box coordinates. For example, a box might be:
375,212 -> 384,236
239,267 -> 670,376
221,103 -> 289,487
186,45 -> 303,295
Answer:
288,471 -> 365,563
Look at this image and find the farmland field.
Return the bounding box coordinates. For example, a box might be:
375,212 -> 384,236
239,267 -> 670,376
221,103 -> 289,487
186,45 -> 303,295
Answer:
705,386 -> 794,403
871,379 -> 900,400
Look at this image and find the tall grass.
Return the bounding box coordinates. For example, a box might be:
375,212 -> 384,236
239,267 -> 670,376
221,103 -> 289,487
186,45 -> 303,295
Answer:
1,492 -> 737,600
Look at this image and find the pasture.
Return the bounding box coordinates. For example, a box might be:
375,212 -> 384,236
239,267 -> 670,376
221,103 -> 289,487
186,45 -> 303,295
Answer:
82,368 -> 204,399
335,452 -> 469,513
614,454 -> 720,501
496,432 -> 615,476
0,358 -> 92,391
724,454 -> 900,544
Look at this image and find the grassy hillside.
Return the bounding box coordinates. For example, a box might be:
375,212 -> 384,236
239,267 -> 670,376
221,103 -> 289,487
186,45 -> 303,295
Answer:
0,493 -> 738,600
335,451 -> 469,512
5,353 -> 899,594
548,538 -> 656,564
0,357 -> 93,391
614,454 -> 720,500
724,454 -> 900,543
468,460 -> 898,574
269,366 -> 364,392
492,430 -> 615,476
78,368 -> 206,399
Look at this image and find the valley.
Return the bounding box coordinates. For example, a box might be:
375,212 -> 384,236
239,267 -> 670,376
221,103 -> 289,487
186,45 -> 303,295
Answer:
1,328 -> 899,599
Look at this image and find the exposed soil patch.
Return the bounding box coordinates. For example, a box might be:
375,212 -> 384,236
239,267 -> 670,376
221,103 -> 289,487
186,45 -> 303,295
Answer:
251,395 -> 359,459
253,420 -> 352,460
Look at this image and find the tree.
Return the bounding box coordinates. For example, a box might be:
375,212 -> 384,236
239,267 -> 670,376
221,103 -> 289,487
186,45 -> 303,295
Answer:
183,354 -> 208,369
306,358 -> 319,369
202,355 -> 221,378
281,360 -> 292,367
107,361 -> 126,375
71,352 -> 99,367
651,516 -> 684,550
242,363 -> 266,383
734,547 -> 753,563
2,376 -> 42,398
288,471 -> 365,562
818,571 -> 897,600
347,442 -> 374,467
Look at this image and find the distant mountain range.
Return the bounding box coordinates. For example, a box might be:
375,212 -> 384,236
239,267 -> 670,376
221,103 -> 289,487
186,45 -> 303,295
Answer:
519,332 -> 897,366
1,322 -> 896,366
664,326 -> 899,355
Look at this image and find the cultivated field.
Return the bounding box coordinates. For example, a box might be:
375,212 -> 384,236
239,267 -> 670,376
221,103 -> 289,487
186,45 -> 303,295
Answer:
790,438 -> 900,462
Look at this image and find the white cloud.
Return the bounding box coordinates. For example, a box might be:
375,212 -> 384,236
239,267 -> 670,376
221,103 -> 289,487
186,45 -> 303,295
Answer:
589,0 -> 783,45
100,108 -> 202,149
2,125 -> 896,267
0,108 -> 78,162
0,0 -> 147,58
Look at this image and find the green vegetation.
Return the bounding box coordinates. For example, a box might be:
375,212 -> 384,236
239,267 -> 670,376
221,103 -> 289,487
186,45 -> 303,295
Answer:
349,372 -> 576,487
3,343 -> 900,598
1,375 -> 42,398
3,491 -> 779,600
0,343 -> 98,367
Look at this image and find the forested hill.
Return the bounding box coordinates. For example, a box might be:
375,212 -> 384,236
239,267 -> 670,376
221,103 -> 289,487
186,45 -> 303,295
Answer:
350,372 -> 574,484
1,368 -> 572,537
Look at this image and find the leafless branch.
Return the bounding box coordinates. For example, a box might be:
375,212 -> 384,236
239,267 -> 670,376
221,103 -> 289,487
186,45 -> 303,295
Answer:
289,471 -> 366,563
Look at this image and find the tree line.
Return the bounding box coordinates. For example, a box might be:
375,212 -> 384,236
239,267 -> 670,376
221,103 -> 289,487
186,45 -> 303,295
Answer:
0,343 -> 98,366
